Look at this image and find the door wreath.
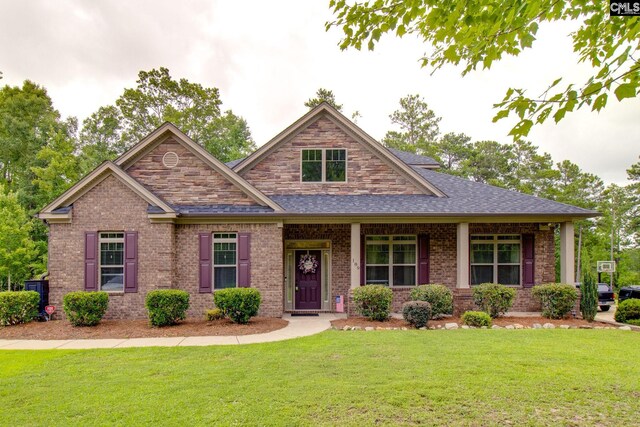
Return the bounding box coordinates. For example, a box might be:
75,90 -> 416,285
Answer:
298,254 -> 318,274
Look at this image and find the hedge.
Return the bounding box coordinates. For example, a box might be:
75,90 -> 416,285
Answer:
352,285 -> 393,321
409,284 -> 453,319
145,290 -> 190,327
63,291 -> 109,326
0,291 -> 40,326
214,288 -> 261,324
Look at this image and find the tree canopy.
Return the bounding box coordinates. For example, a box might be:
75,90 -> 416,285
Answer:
80,67 -> 255,169
304,88 -> 344,111
327,1 -> 640,138
381,94 -> 441,155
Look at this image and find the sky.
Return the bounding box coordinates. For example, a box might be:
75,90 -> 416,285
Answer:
1,0 -> 638,185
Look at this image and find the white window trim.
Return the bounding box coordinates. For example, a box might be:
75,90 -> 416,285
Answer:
98,232 -> 125,293
212,233 -> 238,290
300,148 -> 348,183
365,235 -> 417,287
470,234 -> 521,286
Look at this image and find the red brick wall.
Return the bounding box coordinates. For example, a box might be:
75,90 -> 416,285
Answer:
241,117 -> 425,195
175,223 -> 284,318
48,175 -> 175,320
127,137 -> 257,206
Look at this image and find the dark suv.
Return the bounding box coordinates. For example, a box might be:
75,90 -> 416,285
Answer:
618,286 -> 640,303
596,284 -> 615,311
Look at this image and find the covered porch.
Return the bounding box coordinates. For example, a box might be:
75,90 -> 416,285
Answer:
282,221 -> 576,314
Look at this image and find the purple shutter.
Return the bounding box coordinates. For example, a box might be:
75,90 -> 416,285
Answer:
237,233 -> 251,287
84,232 -> 98,291
418,234 -> 430,284
522,234 -> 535,287
199,233 -> 212,293
124,231 -> 138,293
360,235 -> 366,285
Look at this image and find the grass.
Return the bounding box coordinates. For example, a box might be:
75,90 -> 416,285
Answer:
1,330 -> 639,426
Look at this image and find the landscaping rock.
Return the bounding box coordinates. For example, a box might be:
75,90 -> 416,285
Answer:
594,326 -> 604,329
619,326 -> 632,331
505,325 -> 515,329
532,323 -> 542,329
418,327 -> 427,330
559,325 -> 570,329
543,323 -> 555,329
353,326 -> 362,331
365,327 -> 374,331
445,323 -> 459,330
513,324 -> 524,329
579,325 -> 593,329
491,325 -> 502,329
376,327 -> 385,330
343,326 -> 351,331
401,327 -> 408,331
461,325 -> 470,329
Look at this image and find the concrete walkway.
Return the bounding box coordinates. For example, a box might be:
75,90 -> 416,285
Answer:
0,313 -> 345,350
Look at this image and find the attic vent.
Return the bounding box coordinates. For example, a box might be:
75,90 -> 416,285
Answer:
162,151 -> 179,168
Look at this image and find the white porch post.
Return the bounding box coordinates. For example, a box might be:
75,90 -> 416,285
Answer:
457,223 -> 470,288
350,223 -> 361,289
560,221 -> 575,284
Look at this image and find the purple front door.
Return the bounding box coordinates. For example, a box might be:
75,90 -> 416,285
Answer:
295,250 -> 322,310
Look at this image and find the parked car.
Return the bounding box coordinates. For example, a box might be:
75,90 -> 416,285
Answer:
618,286 -> 640,303
575,283 -> 616,311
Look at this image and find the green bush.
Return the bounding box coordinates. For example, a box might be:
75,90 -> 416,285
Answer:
472,283 -> 516,318
205,308 -> 224,321
626,319 -> 640,326
145,290 -> 190,327
63,291 -> 109,326
0,291 -> 40,326
615,299 -> 640,323
580,274 -> 598,322
409,284 -> 453,319
461,311 -> 492,328
402,301 -> 431,328
214,288 -> 261,324
352,285 -> 393,321
532,283 -> 578,319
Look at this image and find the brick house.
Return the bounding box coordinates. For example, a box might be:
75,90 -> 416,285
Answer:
39,103 -> 597,319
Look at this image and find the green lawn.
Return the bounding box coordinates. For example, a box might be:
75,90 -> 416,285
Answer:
1,330 -> 639,426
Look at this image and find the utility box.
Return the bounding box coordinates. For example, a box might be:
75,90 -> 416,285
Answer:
24,279 -> 49,318
335,295 -> 344,313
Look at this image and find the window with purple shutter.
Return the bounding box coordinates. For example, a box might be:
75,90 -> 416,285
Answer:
237,233 -> 251,287
85,232 -> 98,291
199,233 -> 212,293
522,234 -> 535,287
124,231 -> 138,293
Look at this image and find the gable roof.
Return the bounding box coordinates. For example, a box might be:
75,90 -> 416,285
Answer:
39,161 -> 176,219
114,122 -> 283,212
233,103 -> 447,197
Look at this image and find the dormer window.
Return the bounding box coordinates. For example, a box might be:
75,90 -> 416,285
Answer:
301,148 -> 346,182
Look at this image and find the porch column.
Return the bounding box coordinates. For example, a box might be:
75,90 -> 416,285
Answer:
350,223 -> 361,289
560,221 -> 575,284
456,223 -> 470,288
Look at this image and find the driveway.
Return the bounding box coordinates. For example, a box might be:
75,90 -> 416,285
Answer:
595,305 -> 617,323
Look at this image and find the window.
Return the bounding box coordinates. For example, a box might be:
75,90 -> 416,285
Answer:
301,148 -> 346,182
213,233 -> 237,289
99,232 -> 124,292
470,235 -> 521,286
365,235 -> 416,287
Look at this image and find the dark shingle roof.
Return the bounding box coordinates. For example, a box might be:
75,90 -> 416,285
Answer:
225,158 -> 245,168
386,148 -> 439,167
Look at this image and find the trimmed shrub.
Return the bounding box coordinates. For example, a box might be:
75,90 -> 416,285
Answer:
627,319 -> 640,327
214,288 -> 261,324
145,290 -> 190,327
472,283 -> 516,318
532,283 -> 578,319
462,311 -> 492,328
63,291 -> 109,326
580,274 -> 598,322
0,291 -> 40,326
205,308 -> 224,321
352,285 -> 393,321
402,301 -> 431,328
615,298 -> 640,324
409,284 -> 453,319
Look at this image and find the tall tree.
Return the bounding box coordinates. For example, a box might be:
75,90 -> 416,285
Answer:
304,88 -> 344,111
382,94 -> 441,155
328,1 -> 640,138
460,140 -> 512,186
80,67 -> 255,165
434,132 -> 472,175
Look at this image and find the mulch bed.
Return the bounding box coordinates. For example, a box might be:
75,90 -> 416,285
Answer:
331,316 -> 613,329
0,317 -> 288,340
